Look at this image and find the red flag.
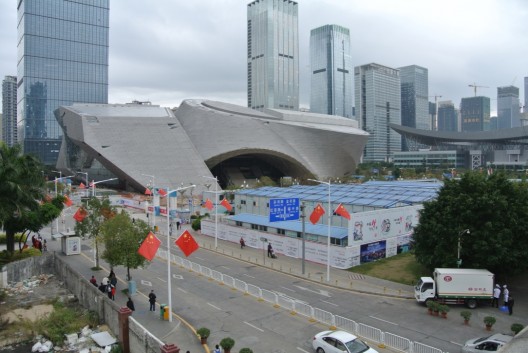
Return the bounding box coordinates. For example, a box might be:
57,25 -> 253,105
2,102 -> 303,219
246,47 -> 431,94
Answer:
79,182 -> 86,189
309,203 -> 325,225
333,203 -> 351,220
145,188 -> 152,195
175,230 -> 199,257
204,198 -> 213,210
220,198 -> 232,211
137,231 -> 161,261
64,195 -> 73,207
158,188 -> 167,197
73,207 -> 88,222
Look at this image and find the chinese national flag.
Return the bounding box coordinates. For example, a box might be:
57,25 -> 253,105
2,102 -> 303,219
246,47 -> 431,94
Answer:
158,188 -> 167,197
144,188 -> 152,195
333,203 -> 351,220
220,198 -> 232,211
73,207 -> 88,222
204,198 -> 213,210
175,230 -> 199,257
309,203 -> 325,225
79,182 -> 86,189
64,195 -> 73,207
138,231 -> 161,261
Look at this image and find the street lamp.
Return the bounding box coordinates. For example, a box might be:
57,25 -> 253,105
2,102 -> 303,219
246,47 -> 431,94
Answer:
457,229 -> 470,267
91,178 -> 118,197
202,175 -> 219,248
52,172 -> 74,235
76,171 -> 89,195
308,178 -> 332,282
142,173 -> 156,230
161,184 -> 195,322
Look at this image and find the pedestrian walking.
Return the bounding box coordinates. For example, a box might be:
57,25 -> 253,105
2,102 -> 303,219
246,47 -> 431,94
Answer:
267,243 -> 273,257
98,283 -> 106,293
90,275 -> 98,286
110,274 -> 117,287
508,296 -> 514,315
213,344 -> 221,353
110,285 -> 116,300
492,284 -> 501,308
503,284 -> 509,305
126,297 -> 135,311
240,237 -> 245,249
148,290 -> 157,311
107,284 -> 113,300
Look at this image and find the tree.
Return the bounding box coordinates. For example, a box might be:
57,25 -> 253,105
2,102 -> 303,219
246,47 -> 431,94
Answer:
413,171 -> 528,277
100,211 -> 150,280
0,143 -> 46,253
75,197 -> 116,269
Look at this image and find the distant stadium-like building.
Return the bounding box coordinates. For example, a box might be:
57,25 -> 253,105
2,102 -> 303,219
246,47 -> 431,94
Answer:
55,100 -> 369,193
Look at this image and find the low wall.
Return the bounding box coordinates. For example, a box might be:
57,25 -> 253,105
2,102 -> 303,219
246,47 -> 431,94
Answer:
5,253 -> 165,353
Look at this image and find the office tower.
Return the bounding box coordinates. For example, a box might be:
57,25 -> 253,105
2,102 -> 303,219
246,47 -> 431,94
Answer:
460,96 -> 490,132
310,25 -> 352,118
437,101 -> 457,132
354,63 -> 401,162
2,76 -> 17,147
399,65 -> 428,151
497,86 -> 520,129
17,0 -> 109,165
247,0 -> 299,111
525,77 -> 528,111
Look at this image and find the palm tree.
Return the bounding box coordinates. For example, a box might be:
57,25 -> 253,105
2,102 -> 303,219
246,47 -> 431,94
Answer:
0,143 -> 45,252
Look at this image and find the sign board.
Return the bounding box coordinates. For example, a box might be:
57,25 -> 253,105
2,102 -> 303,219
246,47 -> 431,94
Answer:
269,198 -> 300,222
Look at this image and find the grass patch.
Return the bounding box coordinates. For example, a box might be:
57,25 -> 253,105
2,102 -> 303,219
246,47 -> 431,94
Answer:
348,252 -> 429,285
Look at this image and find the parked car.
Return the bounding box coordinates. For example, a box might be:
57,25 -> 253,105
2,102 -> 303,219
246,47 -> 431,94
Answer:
312,330 -> 378,353
461,333 -> 512,353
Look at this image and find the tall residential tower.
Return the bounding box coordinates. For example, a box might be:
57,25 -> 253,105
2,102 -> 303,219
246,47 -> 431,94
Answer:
2,76 -> 17,147
310,25 -> 352,118
354,63 -> 401,162
247,0 -> 299,111
497,86 -> 520,129
17,0 -> 109,165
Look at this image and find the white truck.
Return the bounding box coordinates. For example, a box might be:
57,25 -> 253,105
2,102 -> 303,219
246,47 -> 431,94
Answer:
415,268 -> 494,309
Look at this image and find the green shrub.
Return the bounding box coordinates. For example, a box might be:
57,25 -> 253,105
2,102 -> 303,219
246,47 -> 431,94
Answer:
484,316 -> 496,326
109,344 -> 123,353
196,327 -> 210,338
511,323 -> 524,335
460,310 -> 472,321
191,218 -> 201,231
239,349 -> 253,353
220,337 -> 235,351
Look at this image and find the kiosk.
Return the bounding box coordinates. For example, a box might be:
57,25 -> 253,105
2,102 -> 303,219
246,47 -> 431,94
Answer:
59,231 -> 81,255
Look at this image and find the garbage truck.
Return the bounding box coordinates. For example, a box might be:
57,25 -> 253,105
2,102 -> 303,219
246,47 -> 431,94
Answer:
415,268 -> 494,309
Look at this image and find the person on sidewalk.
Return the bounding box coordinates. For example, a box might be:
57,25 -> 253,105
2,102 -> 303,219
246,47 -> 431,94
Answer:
148,290 -> 157,311
126,297 -> 135,311
90,276 -> 97,287
503,284 -> 509,306
267,243 -> 273,257
213,344 -> 221,353
492,284 -> 501,308
240,237 -> 245,249
508,296 -> 514,315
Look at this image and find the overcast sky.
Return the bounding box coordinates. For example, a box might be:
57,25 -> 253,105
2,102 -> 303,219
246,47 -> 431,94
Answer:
1,0 -> 527,115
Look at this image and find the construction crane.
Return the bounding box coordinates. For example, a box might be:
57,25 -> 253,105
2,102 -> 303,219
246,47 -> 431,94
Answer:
468,83 -> 489,96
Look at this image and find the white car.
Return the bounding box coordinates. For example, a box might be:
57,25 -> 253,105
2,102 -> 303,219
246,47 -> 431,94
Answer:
312,330 -> 378,353
461,333 -> 512,353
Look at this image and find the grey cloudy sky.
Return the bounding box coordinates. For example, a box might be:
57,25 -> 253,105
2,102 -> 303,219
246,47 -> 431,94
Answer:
1,0 -> 527,115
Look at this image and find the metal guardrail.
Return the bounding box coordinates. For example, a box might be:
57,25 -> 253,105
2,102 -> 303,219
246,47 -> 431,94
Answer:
169,254 -> 446,353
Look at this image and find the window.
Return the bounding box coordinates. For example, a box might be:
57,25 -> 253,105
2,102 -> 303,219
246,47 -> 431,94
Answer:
251,224 -> 258,230
277,229 -> 285,235
259,225 -> 267,231
235,221 -> 242,227
241,200 -> 246,205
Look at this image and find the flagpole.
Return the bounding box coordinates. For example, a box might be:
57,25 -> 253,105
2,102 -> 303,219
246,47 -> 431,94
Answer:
202,176 -> 219,249
142,173 -> 156,231
308,178 -> 332,282
164,184 -> 195,323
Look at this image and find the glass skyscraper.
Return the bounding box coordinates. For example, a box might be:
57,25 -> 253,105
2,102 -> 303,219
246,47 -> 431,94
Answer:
2,76 -> 17,147
460,96 -> 490,132
354,63 -> 401,162
310,25 -> 352,118
399,65 -> 428,151
247,0 -> 299,111
437,101 -> 458,132
17,0 -> 109,165
497,86 -> 520,129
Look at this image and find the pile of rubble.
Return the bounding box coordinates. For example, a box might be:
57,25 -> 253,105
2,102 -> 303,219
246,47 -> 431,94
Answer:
31,326 -> 117,353
2,274 -> 74,308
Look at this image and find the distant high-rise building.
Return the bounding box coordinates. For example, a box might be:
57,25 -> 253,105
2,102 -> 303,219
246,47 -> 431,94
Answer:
497,86 -> 520,129
354,63 -> 401,162
17,0 -> 109,165
310,25 -> 352,118
399,65 -> 428,151
2,76 -> 17,147
437,100 -> 457,132
524,77 -> 528,111
247,0 -> 299,111
460,96 -> 490,132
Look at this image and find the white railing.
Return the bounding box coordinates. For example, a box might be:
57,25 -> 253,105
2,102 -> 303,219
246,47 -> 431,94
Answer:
357,323 -> 383,343
384,332 -> 411,353
412,341 -> 444,353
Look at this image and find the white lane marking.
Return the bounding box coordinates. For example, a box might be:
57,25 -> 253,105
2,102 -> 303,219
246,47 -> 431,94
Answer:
450,341 -> 463,347
244,321 -> 264,332
369,316 -> 398,325
173,274 -> 183,279
207,302 -> 222,311
177,287 -> 188,294
292,285 -> 331,297
157,277 -> 166,283
242,273 -> 256,279
296,347 -> 310,353
195,256 -> 206,261
220,265 -> 231,270
280,286 -> 295,292
141,280 -> 152,286
320,300 -> 338,307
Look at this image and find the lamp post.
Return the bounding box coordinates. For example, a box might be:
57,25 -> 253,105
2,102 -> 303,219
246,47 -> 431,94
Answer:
457,229 -> 470,267
300,202 -> 306,275
142,173 -> 156,230
52,172 -> 74,235
162,184 -> 195,322
91,178 -> 118,197
308,178 -> 332,282
202,175 -> 219,248
76,171 -> 89,196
